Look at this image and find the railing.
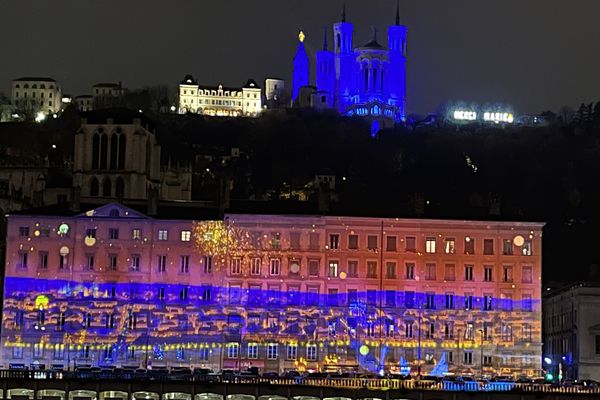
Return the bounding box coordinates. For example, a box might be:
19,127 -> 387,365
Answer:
0,370 -> 598,394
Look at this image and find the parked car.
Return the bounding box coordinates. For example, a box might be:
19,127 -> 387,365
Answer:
262,371 -> 280,379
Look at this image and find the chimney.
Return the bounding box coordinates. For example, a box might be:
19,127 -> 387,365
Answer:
70,186 -> 81,213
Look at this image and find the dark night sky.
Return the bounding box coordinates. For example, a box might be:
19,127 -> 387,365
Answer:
2,0 -> 600,115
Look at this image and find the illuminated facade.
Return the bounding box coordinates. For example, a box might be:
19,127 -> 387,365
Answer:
295,5 -> 407,126
178,75 -> 262,117
11,77 -> 62,115
2,203 -> 542,376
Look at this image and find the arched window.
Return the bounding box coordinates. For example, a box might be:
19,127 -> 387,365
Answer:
90,177 -> 99,196
109,209 -> 119,217
91,133 -> 100,169
110,133 -> 118,169
99,134 -> 108,169
118,134 -> 126,170
102,178 -> 111,197
115,177 -> 125,198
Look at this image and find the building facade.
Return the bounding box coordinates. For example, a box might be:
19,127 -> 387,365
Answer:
11,77 -> 62,115
293,5 -> 407,126
543,283 -> 600,381
1,203 -> 542,375
72,109 -> 191,202
178,76 -> 262,117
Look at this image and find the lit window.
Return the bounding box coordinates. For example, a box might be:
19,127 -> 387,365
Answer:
306,344 -> 317,361
405,263 -> 415,280
180,255 -> 190,273
247,343 -> 258,359
250,257 -> 261,275
131,229 -> 141,240
227,343 -> 239,359
267,343 -> 278,360
425,237 -> 436,253
286,344 -> 298,360
180,230 -> 191,241
130,254 -> 140,272
444,238 -> 455,254
158,229 -> 168,241
231,257 -> 241,274
270,258 -> 281,275
328,260 -> 338,277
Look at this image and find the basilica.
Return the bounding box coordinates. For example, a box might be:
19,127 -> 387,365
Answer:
293,4 -> 407,127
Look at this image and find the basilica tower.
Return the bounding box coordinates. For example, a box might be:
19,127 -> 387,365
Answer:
387,1 -> 408,119
316,26 -> 335,108
292,31 -> 309,103
333,4 -> 355,111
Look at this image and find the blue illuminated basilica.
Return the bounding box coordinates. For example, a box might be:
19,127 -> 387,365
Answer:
292,3 -> 407,127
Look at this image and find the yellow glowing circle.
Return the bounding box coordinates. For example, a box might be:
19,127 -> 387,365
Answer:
58,223 -> 69,235
339,271 -> 347,280
359,345 -> 370,356
85,210 -> 94,217
513,235 -> 525,247
465,236 -> 471,242
290,262 -> 300,274
84,236 -> 96,247
35,295 -> 49,309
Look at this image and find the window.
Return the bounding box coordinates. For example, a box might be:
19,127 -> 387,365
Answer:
231,257 -> 241,274
501,324 -> 513,341
503,265 -> 513,282
38,251 -> 48,269
33,343 -> 44,359
18,251 -> 28,269
131,229 -> 141,240
522,294 -> 532,311
157,287 -> 165,301
465,322 -> 474,340
522,324 -> 532,342
158,229 -> 168,241
367,261 -> 377,278
367,235 -> 378,250
198,347 -> 209,361
105,313 -> 115,328
157,255 -> 166,272
180,256 -> 189,273
405,291 -> 415,308
522,266 -> 533,283
503,239 -> 513,255
86,254 -> 95,270
483,239 -> 494,255
425,237 -> 436,253
19,226 -> 30,237
247,343 -> 258,359
464,264 -> 473,281
405,263 -> 415,279
266,258 -> 279,275
501,292 -> 513,311
227,343 -> 239,359
444,264 -> 455,281
57,312 -> 65,331
386,262 -> 397,278
348,234 -> 358,249
444,238 -> 455,254
267,343 -> 278,359
425,263 -> 436,280
522,240 -> 532,256
328,260 -> 338,277
307,287 -> 319,305
290,232 -> 301,249
386,236 -> 397,251
86,228 -> 97,238
251,257 -> 261,275
464,237 -> 475,254
53,344 -> 65,360
483,294 -> 493,310
464,294 -> 473,310
179,287 -> 188,301
12,346 -> 23,359
84,312 -> 93,328
59,253 -> 67,270
405,236 -> 416,252
309,233 -> 319,250
108,228 -> 119,239
483,322 -> 493,340
483,355 -> 493,366
307,344 -> 317,361
443,322 -> 454,339
445,293 -> 455,309
425,293 -> 435,309
270,232 -> 281,249
108,254 -> 118,271
329,234 -> 340,249
348,260 -> 358,277
180,230 -> 191,241
405,321 -> 414,338
463,351 -> 473,365
367,290 -> 377,305
287,344 -> 298,360
203,255 -> 212,273
201,286 -> 212,302
130,254 -> 140,271
484,265 -> 493,281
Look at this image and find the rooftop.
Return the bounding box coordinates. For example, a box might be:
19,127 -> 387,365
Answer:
80,108 -> 155,131
13,77 -> 56,82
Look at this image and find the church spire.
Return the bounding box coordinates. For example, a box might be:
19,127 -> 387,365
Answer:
395,0 -> 400,25
341,2 -> 346,22
322,26 -> 328,50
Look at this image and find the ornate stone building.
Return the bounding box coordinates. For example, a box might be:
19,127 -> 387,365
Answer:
11,77 -> 62,115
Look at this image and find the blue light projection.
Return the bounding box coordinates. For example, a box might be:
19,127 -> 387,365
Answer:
2,276 -> 539,371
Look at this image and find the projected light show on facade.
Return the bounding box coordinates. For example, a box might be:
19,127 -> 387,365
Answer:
2,203 -> 542,376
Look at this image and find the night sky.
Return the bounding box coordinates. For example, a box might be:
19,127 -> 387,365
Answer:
2,0 -> 600,115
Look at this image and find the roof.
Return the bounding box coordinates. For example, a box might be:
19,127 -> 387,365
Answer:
13,77 -> 56,82
180,75 -> 198,85
93,83 -> 121,88
197,84 -> 241,92
543,282 -> 600,299
75,95 -> 93,99
359,38 -> 385,50
243,79 -> 260,89
80,108 -> 155,131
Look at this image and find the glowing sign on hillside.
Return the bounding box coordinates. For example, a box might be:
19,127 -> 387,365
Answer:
453,110 -> 477,121
483,112 -> 514,123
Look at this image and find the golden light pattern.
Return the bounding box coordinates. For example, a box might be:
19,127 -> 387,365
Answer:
298,31 -> 305,43
193,220 -> 250,268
